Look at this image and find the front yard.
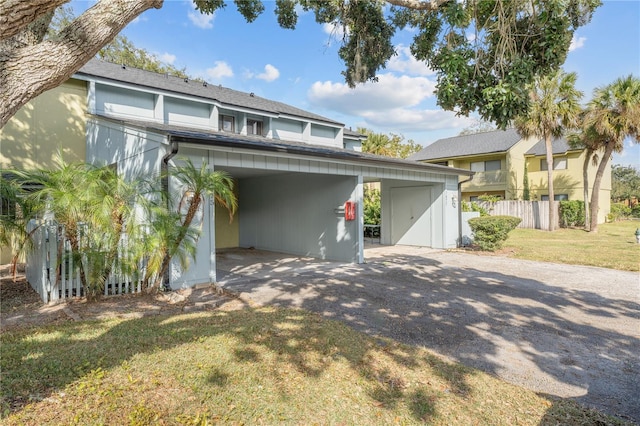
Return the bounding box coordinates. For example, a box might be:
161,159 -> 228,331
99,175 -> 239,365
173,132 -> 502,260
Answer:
501,220 -> 640,271
1,308 -> 631,425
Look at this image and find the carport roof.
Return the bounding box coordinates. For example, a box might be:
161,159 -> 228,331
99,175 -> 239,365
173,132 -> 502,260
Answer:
95,115 -> 473,177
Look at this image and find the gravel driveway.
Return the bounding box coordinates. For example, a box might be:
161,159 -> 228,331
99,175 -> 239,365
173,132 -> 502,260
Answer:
217,245 -> 640,423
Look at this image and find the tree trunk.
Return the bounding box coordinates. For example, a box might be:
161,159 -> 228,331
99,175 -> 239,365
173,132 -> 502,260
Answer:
582,148 -> 593,230
544,134 -> 556,231
589,142 -> 615,233
0,0 -> 163,127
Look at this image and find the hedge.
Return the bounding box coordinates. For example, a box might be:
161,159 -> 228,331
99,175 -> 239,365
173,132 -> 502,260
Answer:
468,215 -> 522,251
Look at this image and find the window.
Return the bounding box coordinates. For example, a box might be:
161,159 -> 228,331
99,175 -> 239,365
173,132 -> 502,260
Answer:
247,119 -> 263,136
541,194 -> 569,201
219,115 -> 235,132
540,157 -> 567,171
470,160 -> 501,172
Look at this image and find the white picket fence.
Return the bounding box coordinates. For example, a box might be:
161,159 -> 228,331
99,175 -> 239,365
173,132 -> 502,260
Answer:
478,200 -> 560,230
25,220 -> 144,303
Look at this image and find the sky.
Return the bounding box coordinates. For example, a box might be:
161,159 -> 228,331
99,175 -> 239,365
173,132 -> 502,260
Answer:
71,0 -> 640,168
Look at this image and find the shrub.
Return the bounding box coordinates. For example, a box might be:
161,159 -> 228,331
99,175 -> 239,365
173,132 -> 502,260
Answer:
468,215 -> 521,251
631,204 -> 640,218
363,187 -> 381,225
607,203 -> 632,222
559,200 -> 585,228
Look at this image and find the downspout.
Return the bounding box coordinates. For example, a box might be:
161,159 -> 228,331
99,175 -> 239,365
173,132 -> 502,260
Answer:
160,135 -> 179,290
457,174 -> 475,248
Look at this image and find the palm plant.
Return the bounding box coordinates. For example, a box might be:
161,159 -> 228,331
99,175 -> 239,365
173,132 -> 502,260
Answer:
15,159 -> 148,300
582,75 -> 640,232
0,176 -> 39,280
145,159 -> 237,292
515,70 -> 583,231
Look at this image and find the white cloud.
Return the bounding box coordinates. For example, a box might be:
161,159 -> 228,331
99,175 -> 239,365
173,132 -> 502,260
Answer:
256,64 -> 280,82
308,73 -> 436,114
159,52 -> 176,65
387,45 -> 435,77
569,35 -> 586,52
188,3 -> 215,29
323,22 -> 347,38
206,61 -> 233,80
360,108 -> 474,132
308,73 -> 473,133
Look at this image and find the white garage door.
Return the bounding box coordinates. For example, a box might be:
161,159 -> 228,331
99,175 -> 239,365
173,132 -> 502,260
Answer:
390,186 -> 432,246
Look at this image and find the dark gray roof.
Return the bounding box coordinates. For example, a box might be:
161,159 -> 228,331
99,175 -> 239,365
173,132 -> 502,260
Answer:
76,59 -> 342,126
343,128 -> 366,139
525,138 -> 579,156
408,128 -> 522,161
94,114 -> 473,177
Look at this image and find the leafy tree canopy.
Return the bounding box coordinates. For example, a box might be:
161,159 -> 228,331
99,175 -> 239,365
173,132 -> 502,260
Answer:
0,0 -> 601,128
358,127 -> 422,159
611,164 -> 640,203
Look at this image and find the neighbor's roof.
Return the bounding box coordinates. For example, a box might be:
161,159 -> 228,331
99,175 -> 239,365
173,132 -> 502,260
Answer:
408,128 -> 522,161
93,114 -> 473,177
76,59 -> 342,126
525,138 -> 579,156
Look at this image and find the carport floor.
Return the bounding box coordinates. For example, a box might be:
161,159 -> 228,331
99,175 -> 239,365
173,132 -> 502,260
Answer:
215,246 -> 640,423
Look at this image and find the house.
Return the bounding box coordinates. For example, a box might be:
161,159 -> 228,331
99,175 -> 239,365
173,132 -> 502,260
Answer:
409,128 -> 611,223
1,59 -> 472,287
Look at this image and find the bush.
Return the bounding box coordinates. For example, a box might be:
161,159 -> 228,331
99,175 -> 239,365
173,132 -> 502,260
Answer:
559,200 -> 585,228
468,215 -> 521,251
607,203 -> 632,222
363,187 -> 381,225
631,205 -> 640,218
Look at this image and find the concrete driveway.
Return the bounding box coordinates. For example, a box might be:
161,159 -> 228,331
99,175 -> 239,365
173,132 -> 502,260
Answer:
216,245 -> 640,422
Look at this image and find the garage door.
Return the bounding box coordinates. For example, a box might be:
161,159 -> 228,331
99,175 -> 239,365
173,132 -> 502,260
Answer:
390,186 -> 431,246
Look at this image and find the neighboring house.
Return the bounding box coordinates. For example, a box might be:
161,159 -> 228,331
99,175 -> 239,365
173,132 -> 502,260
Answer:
1,59 -> 472,286
409,128 -> 611,223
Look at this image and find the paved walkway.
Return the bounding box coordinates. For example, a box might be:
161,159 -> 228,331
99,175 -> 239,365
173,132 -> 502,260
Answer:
217,246 -> 640,423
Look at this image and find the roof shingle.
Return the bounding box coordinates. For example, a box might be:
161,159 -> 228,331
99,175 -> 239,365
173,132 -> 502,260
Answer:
408,128 -> 522,161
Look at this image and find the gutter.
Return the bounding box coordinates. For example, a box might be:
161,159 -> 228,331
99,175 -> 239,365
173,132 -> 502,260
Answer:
160,135 -> 179,290
457,173 -> 475,248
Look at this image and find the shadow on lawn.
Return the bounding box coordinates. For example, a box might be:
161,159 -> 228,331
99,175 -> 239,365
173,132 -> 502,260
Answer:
218,249 -> 640,423
1,305 -> 473,423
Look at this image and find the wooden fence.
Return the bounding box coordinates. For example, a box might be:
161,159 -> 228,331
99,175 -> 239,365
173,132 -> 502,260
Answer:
25,220 -> 144,303
478,200 -> 560,230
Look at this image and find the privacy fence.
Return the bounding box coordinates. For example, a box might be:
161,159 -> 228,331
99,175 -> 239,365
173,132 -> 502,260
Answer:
477,200 -> 560,230
26,220 -> 144,303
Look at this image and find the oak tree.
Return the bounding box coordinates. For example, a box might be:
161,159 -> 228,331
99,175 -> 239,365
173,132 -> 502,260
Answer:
1,0 -> 600,128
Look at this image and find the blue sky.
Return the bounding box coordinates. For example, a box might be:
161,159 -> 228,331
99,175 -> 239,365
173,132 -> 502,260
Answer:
72,0 -> 640,167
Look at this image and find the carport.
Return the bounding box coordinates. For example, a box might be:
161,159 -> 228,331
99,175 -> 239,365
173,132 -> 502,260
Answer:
161,128 -> 472,288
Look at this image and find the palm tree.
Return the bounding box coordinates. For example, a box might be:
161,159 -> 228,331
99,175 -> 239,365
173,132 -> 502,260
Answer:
146,159 -> 237,292
583,75 -> 640,233
515,70 -> 583,231
0,176 -> 39,280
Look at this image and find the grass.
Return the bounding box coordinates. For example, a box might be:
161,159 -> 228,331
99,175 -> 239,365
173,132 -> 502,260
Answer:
501,220 -> 640,272
1,308 -> 630,425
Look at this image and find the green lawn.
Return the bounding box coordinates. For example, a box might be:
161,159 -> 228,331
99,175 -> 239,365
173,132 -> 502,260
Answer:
1,308 -> 630,425
502,220 -> 640,272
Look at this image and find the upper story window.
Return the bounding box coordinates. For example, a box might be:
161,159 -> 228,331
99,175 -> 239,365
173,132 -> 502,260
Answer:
219,115 -> 235,132
247,119 -> 263,136
470,160 -> 501,172
540,157 -> 567,171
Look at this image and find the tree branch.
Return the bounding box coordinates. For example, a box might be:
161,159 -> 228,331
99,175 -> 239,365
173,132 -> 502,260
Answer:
0,0 -> 69,42
0,0 -> 164,127
384,0 -> 451,11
